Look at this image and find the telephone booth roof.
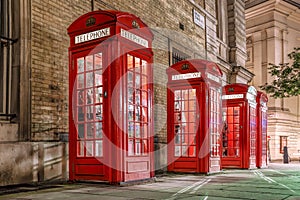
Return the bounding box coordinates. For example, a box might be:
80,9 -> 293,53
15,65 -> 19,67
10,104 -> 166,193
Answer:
223,83 -> 257,103
67,10 -> 153,47
166,59 -> 223,84
256,91 -> 268,103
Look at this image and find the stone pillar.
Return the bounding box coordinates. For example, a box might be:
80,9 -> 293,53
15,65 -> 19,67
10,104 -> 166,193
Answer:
227,0 -> 247,67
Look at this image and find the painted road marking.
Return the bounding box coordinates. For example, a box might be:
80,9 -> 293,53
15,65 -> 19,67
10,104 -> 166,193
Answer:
166,178 -> 210,199
253,170 -> 295,193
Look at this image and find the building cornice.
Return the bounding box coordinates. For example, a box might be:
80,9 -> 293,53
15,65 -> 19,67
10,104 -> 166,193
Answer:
246,0 -> 300,23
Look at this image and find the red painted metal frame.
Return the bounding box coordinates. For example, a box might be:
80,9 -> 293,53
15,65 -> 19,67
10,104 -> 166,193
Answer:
166,59 -> 223,174
222,83 -> 257,169
256,91 -> 268,168
68,10 -> 154,184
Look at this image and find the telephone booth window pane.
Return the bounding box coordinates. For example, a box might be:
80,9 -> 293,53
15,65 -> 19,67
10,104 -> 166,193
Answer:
77,57 -> 84,73
95,87 -> 103,103
95,122 -> 103,138
94,53 -> 102,69
142,76 -> 148,90
128,55 -> 133,69
128,139 -> 134,156
135,124 -> 141,138
78,107 -> 84,122
86,106 -> 93,121
142,140 -> 148,155
86,55 -> 93,71
86,89 -> 93,104
142,60 -> 147,75
95,140 -> 103,157
136,140 -> 141,155
86,141 -> 94,157
135,74 -> 141,88
77,74 -> 84,89
87,123 -> 94,138
250,107 -> 256,157
182,146 -> 188,157
86,72 -> 94,88
96,105 -> 102,120
77,141 -> 84,156
95,71 -> 102,86
78,124 -> 84,138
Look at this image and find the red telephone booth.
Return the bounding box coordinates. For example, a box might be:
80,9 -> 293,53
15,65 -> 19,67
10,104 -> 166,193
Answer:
256,91 -> 268,168
221,84 -> 257,169
68,10 -> 154,184
166,59 -> 223,173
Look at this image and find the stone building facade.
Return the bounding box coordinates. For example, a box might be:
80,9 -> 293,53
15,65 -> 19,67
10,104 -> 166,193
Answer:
0,0 -> 250,186
245,0 -> 300,161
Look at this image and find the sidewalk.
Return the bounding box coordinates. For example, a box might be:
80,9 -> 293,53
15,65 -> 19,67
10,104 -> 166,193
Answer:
0,162 -> 299,200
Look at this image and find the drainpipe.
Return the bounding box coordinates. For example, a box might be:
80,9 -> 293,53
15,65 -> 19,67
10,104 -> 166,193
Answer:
91,0 -> 94,11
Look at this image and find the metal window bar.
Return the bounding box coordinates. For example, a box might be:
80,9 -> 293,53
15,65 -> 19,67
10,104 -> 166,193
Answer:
172,48 -> 189,65
0,0 -> 16,119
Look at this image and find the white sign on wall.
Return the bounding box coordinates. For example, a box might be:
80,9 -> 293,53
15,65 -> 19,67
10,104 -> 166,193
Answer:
193,9 -> 205,29
75,27 -> 110,44
172,72 -> 201,81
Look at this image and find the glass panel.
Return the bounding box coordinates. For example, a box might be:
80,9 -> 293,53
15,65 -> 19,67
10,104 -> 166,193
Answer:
189,146 -> 196,157
77,57 -> 84,73
77,141 -> 84,156
135,57 -> 140,72
86,123 -> 94,138
95,70 -> 102,86
141,91 -> 147,106
141,107 -> 148,122
128,139 -> 134,156
95,140 -> 103,157
86,106 -> 93,121
86,141 -> 94,156
142,60 -> 147,74
128,87 -> 134,103
135,123 -> 141,138
86,55 -> 93,71
135,90 -> 140,105
77,107 -> 84,121
95,122 -> 102,138
127,71 -> 133,88
77,90 -> 84,105
135,106 -> 141,121
141,124 -> 148,138
127,55 -> 133,69
94,53 -> 102,69
78,124 -> 84,138
95,87 -> 103,103
95,105 -> 102,120
135,73 -> 141,88
86,89 -> 93,104
128,104 -> 134,121
175,146 -> 181,157
142,140 -> 148,155
128,122 -> 134,138
182,146 -> 188,157
136,140 -> 141,155
142,76 -> 148,90
77,74 -> 84,89
86,72 -> 93,88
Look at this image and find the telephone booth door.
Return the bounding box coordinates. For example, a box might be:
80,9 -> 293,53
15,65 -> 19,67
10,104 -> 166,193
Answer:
256,91 -> 268,168
68,10 -> 154,183
70,49 -> 109,181
167,59 -> 223,174
222,84 -> 257,169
